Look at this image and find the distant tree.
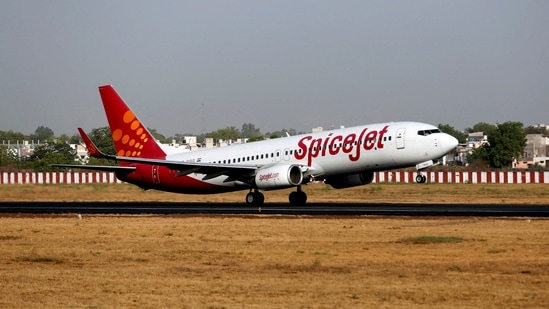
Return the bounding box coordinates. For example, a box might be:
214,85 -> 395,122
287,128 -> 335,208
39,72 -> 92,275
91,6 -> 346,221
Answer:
465,122 -> 497,135
205,126 -> 241,142
485,122 -> 526,168
57,133 -> 71,143
0,144 -> 19,170
69,133 -> 81,144
438,124 -> 467,144
524,125 -> 549,135
31,142 -> 76,171
31,126 -> 55,142
247,136 -> 265,142
83,127 -> 117,166
148,128 -> 170,143
0,130 -> 26,143
241,123 -> 261,139
468,121 -> 526,169
266,128 -> 299,139
467,147 -> 489,168
88,127 -> 116,155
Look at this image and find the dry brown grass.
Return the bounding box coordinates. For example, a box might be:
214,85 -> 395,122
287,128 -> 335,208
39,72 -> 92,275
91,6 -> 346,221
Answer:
0,182 -> 548,204
0,215 -> 548,308
0,183 -> 548,308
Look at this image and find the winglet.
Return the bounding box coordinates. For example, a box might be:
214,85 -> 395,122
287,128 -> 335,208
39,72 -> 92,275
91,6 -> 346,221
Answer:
78,128 -> 113,159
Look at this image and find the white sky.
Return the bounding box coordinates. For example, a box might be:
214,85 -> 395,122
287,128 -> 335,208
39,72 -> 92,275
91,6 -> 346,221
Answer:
1,1 -> 548,137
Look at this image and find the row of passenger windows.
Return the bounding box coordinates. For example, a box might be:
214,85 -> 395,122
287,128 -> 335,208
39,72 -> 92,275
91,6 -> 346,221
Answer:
417,129 -> 441,136
209,135 -> 393,164
213,151 -> 286,164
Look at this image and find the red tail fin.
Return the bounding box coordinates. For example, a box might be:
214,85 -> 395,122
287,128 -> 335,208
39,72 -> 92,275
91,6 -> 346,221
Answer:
98,85 -> 166,159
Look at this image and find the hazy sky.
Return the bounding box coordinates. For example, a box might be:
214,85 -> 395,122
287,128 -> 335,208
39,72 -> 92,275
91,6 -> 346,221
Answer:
1,1 -> 548,137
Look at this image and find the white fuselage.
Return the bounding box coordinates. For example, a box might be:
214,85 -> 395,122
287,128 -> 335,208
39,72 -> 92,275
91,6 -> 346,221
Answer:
163,121 -> 458,188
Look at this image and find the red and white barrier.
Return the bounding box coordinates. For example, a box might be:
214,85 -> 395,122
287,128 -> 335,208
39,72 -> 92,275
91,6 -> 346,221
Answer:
1,171 -> 548,185
374,171 -> 549,184
1,172 -> 122,185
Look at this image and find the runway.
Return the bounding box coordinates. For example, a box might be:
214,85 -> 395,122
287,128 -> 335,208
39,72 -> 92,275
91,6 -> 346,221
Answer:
1,201 -> 549,217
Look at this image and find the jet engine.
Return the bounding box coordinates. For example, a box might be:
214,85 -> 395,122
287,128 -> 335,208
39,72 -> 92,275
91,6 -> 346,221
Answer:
324,171 -> 375,189
255,164 -> 303,190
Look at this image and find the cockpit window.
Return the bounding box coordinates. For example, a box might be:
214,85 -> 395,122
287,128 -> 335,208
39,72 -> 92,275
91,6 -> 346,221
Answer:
417,129 -> 441,136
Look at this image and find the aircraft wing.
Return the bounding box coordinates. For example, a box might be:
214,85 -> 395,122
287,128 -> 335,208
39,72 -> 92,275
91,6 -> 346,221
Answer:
52,127 -> 262,182
111,155 -> 260,182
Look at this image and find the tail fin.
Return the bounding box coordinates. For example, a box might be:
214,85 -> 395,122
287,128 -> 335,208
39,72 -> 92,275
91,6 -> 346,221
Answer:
98,85 -> 166,159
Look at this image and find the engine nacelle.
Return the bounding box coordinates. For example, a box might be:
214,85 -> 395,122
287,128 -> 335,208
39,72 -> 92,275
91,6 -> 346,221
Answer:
325,171 -> 375,189
255,164 -> 303,190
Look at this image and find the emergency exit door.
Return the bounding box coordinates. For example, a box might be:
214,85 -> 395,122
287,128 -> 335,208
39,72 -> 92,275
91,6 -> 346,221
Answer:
396,128 -> 405,149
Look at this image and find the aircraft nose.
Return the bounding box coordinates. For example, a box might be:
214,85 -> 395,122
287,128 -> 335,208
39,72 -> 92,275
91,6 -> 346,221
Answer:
441,133 -> 459,152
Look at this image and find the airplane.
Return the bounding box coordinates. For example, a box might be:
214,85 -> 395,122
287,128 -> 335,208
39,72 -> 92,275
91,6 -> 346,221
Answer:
52,85 -> 458,205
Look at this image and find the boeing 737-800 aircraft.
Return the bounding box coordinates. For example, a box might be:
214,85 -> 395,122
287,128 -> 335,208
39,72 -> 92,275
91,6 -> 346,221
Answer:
53,85 -> 458,205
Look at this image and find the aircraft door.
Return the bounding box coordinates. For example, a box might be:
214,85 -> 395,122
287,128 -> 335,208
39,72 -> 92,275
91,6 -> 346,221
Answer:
283,148 -> 291,161
396,128 -> 406,149
152,165 -> 160,184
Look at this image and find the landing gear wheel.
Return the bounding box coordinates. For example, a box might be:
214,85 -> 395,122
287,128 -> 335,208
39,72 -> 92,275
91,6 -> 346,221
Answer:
415,174 -> 427,183
246,191 -> 264,206
289,191 -> 307,206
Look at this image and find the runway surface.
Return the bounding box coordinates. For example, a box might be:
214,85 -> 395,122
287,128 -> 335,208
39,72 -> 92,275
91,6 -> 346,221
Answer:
1,201 -> 549,217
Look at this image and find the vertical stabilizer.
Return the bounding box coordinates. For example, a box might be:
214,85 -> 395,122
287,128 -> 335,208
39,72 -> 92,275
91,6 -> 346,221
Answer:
98,85 -> 166,159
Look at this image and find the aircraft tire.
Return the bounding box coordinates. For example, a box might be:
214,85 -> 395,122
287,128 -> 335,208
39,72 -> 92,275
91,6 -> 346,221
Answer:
289,191 -> 307,206
416,174 -> 427,183
246,192 -> 264,206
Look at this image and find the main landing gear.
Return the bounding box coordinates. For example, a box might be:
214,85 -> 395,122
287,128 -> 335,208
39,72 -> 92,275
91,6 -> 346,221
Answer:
245,186 -> 308,206
246,189 -> 264,206
289,185 -> 307,206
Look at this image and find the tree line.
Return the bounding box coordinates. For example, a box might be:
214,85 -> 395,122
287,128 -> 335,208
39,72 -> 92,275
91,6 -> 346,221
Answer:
1,122 -> 547,172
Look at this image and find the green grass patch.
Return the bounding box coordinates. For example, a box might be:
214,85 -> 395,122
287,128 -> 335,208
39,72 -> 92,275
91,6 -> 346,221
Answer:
362,185 -> 384,194
398,236 -> 465,244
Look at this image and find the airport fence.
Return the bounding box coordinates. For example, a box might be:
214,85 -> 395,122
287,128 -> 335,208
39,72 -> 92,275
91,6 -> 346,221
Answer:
375,171 -> 549,184
1,172 -> 122,185
1,171 -> 548,185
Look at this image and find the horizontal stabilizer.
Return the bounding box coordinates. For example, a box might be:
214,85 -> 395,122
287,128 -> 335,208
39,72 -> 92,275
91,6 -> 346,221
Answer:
50,164 -> 136,173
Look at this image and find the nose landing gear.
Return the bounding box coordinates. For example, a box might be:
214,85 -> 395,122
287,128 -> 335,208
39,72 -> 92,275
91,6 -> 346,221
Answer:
415,174 -> 427,183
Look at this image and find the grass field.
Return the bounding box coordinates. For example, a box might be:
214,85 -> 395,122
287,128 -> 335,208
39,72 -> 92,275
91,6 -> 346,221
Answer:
0,183 -> 548,308
0,182 -> 548,204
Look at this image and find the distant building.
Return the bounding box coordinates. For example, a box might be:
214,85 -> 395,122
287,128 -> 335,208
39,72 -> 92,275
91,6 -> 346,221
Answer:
312,127 -> 323,133
70,143 -> 89,164
515,134 -> 549,169
454,132 -> 489,166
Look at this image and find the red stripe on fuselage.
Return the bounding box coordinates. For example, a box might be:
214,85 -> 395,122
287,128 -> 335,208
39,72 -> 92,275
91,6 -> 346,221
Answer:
116,164 -> 242,194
